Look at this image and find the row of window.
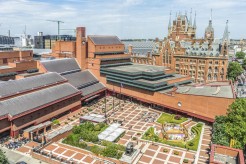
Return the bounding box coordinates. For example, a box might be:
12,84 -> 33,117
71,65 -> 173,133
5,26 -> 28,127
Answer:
99,46 -> 122,49
176,58 -> 226,65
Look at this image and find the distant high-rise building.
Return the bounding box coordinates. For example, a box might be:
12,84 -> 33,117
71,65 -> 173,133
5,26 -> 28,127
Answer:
0,35 -> 15,51
34,34 -> 76,49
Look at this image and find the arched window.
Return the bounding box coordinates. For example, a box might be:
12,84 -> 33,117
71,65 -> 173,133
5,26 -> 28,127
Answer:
208,74 -> 212,80
214,74 -> 218,81
215,67 -> 218,73
209,66 -> 212,73
221,68 -> 224,74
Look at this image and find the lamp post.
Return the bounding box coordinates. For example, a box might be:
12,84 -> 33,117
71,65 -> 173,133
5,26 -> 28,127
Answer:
104,90 -> 107,123
113,85 -> 115,112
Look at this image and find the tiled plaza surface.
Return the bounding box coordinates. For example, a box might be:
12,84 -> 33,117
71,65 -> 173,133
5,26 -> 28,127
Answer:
36,97 -> 212,164
41,142 -> 113,164
136,143 -> 196,164
105,101 -> 205,164
16,141 -> 40,154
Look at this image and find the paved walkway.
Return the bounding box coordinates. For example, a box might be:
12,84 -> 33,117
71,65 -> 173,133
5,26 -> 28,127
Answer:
1,146 -> 47,164
197,125 -> 212,164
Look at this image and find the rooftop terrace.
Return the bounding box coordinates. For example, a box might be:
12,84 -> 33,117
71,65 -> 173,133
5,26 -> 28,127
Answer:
175,82 -> 234,98
101,63 -> 192,92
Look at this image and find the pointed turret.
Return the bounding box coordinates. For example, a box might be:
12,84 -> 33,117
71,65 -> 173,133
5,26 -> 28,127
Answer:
168,11 -> 172,30
205,9 -> 214,41
223,20 -> 229,42
189,8 -> 192,27
210,9 -> 212,21
193,11 -> 197,29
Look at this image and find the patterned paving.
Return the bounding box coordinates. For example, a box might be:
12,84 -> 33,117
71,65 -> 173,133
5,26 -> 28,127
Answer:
37,98 -> 212,164
41,143 -> 113,164
197,125 -> 212,164
16,141 -> 40,154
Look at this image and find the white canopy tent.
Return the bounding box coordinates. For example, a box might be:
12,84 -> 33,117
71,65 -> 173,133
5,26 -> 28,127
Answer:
98,123 -> 125,142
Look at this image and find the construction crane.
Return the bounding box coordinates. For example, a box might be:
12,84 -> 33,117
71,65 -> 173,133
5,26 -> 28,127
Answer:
46,20 -> 64,38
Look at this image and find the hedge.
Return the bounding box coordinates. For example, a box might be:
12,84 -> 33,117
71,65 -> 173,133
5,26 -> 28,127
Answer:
142,123 -> 203,151
157,113 -> 188,124
62,122 -> 125,159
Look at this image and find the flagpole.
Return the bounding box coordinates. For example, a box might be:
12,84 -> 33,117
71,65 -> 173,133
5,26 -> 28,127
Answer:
104,90 -> 107,122
113,85 -> 115,112
120,83 -> 121,110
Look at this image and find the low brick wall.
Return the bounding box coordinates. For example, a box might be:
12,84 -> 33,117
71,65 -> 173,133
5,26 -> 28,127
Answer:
49,130 -> 72,143
58,142 -> 128,164
31,151 -> 61,164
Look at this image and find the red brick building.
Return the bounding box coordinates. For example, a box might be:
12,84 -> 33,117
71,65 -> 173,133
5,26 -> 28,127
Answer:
0,72 -> 81,137
0,49 -> 38,81
44,27 -> 235,122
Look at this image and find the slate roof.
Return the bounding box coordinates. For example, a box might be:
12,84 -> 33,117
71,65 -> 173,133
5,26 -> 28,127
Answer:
176,83 -> 234,98
88,35 -> 123,45
0,83 -> 80,118
123,41 -> 156,56
40,58 -> 81,75
0,72 -> 66,98
167,39 -> 222,57
80,82 -> 105,97
63,70 -> 98,89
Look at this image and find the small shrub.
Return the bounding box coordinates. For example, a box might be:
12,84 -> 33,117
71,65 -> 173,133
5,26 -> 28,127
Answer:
188,142 -> 194,146
163,148 -> 168,153
197,123 -> 202,127
65,122 -> 68,124
174,115 -> 182,120
173,151 -> 179,155
87,108 -> 93,111
137,133 -> 141,135
183,159 -> 189,163
94,124 -> 101,131
91,145 -> 102,155
73,115 -> 76,118
52,119 -> 60,125
78,142 -> 87,149
132,137 -> 137,140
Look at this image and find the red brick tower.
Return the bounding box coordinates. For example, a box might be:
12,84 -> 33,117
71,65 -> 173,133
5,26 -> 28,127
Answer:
76,27 -> 87,69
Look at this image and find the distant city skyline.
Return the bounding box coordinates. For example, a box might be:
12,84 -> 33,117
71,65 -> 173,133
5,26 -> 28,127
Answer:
0,0 -> 245,39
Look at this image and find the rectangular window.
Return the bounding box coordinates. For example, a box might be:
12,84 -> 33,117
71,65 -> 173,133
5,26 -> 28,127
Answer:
3,58 -> 7,64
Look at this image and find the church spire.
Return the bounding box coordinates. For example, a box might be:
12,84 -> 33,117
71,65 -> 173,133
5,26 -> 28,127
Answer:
223,20 -> 229,42
193,11 -> 196,29
168,11 -> 172,29
210,8 -> 213,21
189,8 -> 192,27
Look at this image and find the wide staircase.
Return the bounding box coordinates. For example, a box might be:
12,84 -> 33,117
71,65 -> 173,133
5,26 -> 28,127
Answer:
197,125 -> 212,164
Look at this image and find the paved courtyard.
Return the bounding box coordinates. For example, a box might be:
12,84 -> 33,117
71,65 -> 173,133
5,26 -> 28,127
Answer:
16,141 -> 40,154
41,142 -> 115,164
30,96 -> 212,164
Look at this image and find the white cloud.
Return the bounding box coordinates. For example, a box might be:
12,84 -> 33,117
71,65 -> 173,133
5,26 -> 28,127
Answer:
0,0 -> 245,39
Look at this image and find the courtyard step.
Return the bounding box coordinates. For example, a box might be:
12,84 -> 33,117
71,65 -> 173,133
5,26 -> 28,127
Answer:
181,119 -> 192,127
184,121 -> 197,129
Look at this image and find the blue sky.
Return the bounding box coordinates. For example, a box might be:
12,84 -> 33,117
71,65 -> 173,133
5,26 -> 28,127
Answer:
0,0 -> 245,39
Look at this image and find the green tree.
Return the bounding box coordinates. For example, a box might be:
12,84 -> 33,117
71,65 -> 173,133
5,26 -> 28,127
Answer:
236,51 -> 246,59
212,116 -> 230,146
227,62 -> 243,82
0,149 -> 9,164
242,58 -> 246,69
212,98 -> 246,151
